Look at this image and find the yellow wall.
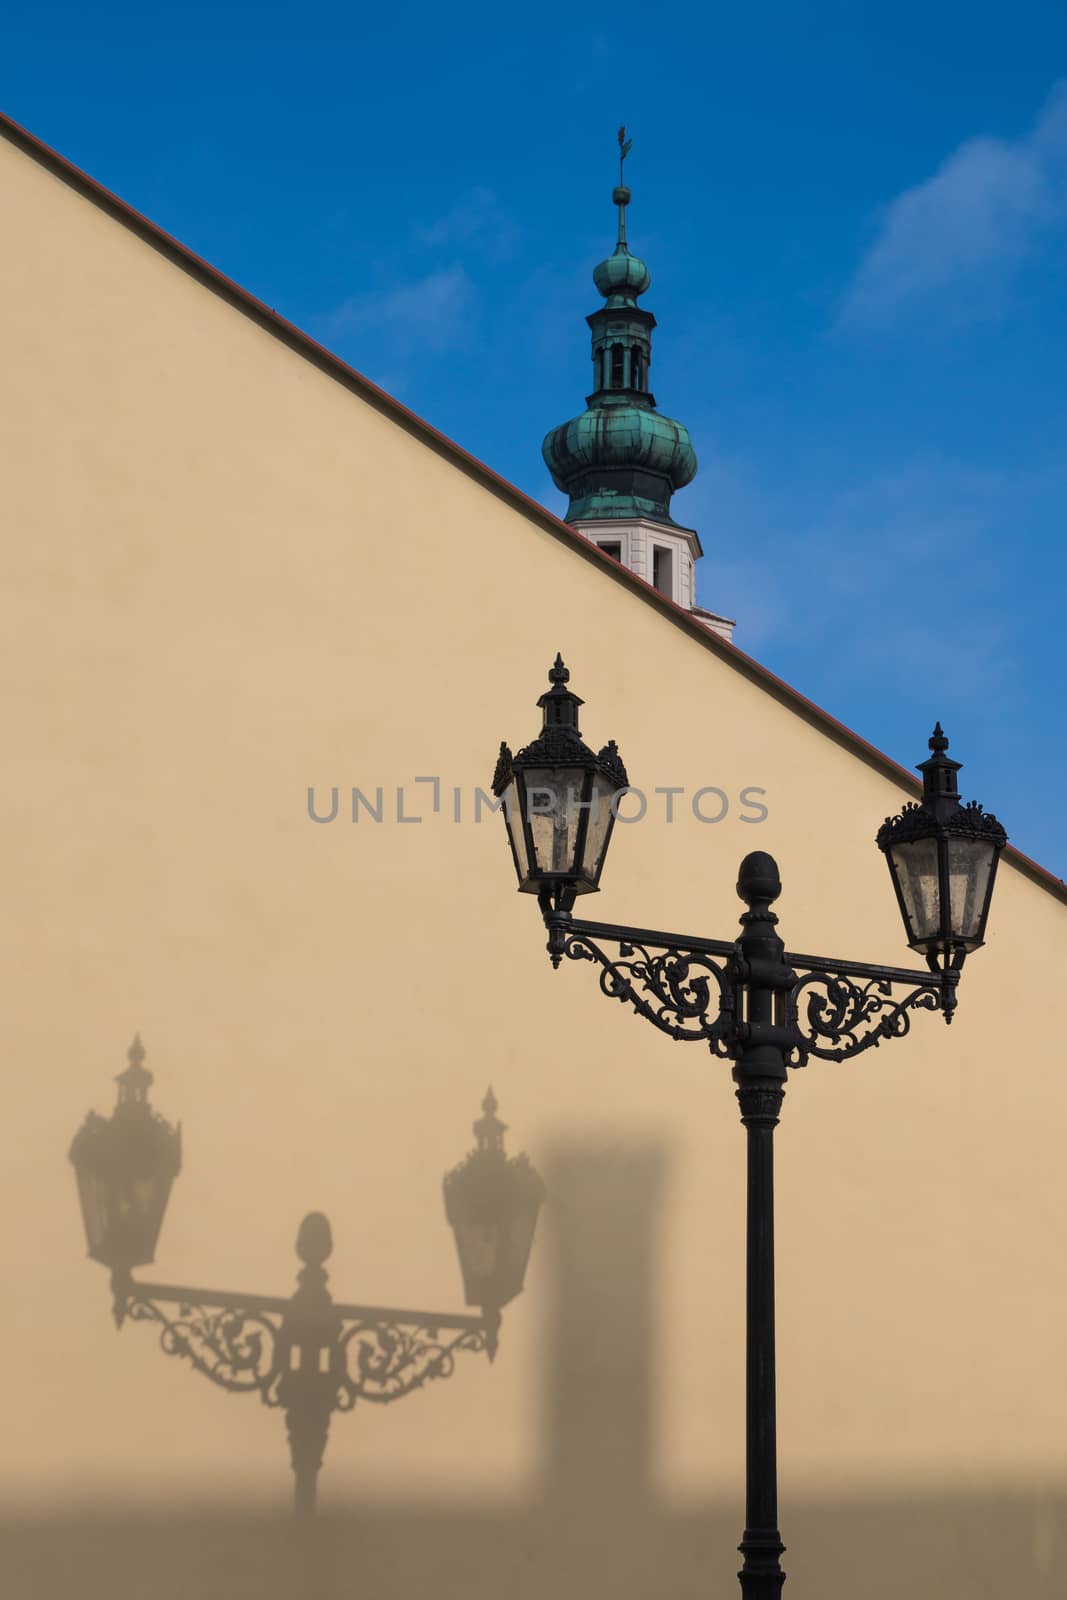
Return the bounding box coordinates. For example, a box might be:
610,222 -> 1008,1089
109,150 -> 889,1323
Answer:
2,129 -> 1066,1597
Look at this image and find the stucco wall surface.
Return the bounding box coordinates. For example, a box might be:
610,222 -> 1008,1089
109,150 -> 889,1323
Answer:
2,130 -> 1065,1598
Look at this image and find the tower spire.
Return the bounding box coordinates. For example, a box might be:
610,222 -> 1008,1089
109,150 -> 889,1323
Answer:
540,134 -> 735,641
542,131 -> 695,528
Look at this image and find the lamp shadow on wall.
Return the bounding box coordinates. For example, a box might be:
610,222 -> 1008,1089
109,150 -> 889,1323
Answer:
10,1133 -> 1067,1600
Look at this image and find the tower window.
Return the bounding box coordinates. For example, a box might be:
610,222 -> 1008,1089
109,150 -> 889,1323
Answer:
611,344 -> 625,387
597,541 -> 622,562
631,347 -> 643,390
652,546 -> 673,597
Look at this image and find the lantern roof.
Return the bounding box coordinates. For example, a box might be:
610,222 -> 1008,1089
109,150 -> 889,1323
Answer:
492,656 -> 628,795
69,1035 -> 182,1186
443,1088 -> 545,1228
876,726 -> 1008,852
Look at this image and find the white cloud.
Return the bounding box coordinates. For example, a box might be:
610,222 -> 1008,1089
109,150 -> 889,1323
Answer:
841,82 -> 1067,325
321,264 -> 475,354
313,188 -> 524,386
415,187 -> 518,260
681,449 -> 1022,708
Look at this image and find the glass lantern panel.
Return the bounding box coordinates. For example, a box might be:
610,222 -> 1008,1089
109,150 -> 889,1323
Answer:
501,1204 -> 540,1303
113,1180 -> 144,1259
75,1170 -> 107,1258
947,836 -> 996,946
134,1175 -> 168,1254
525,767 -> 586,877
456,1220 -> 499,1287
500,780 -> 525,882
131,1176 -> 159,1217
579,771 -> 619,882
891,837 -> 942,944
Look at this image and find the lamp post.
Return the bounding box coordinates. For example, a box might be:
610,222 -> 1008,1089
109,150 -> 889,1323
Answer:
70,1042 -> 543,1516
493,657 -> 1006,1599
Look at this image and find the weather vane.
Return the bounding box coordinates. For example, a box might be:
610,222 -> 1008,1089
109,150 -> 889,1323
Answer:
615,127 -> 634,246
617,125 -> 633,184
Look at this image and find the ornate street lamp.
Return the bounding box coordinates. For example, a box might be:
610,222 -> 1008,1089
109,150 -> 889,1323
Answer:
494,659 -> 1005,1600
492,653 -> 628,900
877,722 -> 1006,963
71,1044 -> 543,1516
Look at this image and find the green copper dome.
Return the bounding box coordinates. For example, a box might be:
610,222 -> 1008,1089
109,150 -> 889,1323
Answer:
543,407 -> 696,523
542,148 -> 697,527
593,245 -> 651,301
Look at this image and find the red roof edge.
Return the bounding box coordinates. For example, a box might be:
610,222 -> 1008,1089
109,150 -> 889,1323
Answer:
3,107 -> 1063,905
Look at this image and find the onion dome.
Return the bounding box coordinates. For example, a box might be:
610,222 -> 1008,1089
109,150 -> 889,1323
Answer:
542,135 -> 697,528
593,188 -> 652,305
543,408 -> 696,524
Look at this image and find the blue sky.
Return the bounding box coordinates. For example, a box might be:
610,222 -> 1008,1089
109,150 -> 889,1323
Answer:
6,2 -> 1067,876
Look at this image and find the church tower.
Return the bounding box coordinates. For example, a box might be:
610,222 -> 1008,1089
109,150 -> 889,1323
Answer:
542,131 -> 734,640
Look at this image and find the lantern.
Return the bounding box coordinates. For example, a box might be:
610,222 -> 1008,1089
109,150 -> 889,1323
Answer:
443,1089 -> 544,1313
70,1035 -> 181,1270
492,655 -> 627,898
877,725 -> 1007,961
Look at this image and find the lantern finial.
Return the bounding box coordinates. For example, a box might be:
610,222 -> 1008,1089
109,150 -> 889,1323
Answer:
473,1087 -> 507,1153
737,851 -> 782,910
537,656 -> 584,735
918,719 -> 962,817
115,1033 -> 153,1107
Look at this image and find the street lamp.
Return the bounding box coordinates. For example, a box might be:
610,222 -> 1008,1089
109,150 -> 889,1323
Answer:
493,659 -> 1006,1600
71,1042 -> 543,1516
877,721 -> 1005,962
493,653 -> 628,898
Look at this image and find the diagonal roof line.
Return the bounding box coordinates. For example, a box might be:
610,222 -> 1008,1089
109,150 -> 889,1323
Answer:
2,107 -> 1062,904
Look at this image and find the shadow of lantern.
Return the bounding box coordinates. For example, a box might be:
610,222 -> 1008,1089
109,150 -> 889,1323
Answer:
70,1041 -> 544,1515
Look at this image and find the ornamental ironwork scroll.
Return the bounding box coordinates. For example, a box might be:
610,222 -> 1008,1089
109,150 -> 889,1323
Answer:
786,969 -> 944,1065
118,1286 -> 495,1409
124,1293 -> 280,1395
550,918 -> 956,1067
561,929 -> 736,1054
337,1318 -> 494,1405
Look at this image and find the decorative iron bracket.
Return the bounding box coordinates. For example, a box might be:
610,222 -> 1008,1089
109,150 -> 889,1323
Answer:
112,1276 -> 497,1402
546,913 -> 959,1066
108,1214 -> 499,1514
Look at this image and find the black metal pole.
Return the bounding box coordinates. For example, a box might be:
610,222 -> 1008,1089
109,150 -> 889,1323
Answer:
733,852 -> 790,1599
736,1085 -> 786,1597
